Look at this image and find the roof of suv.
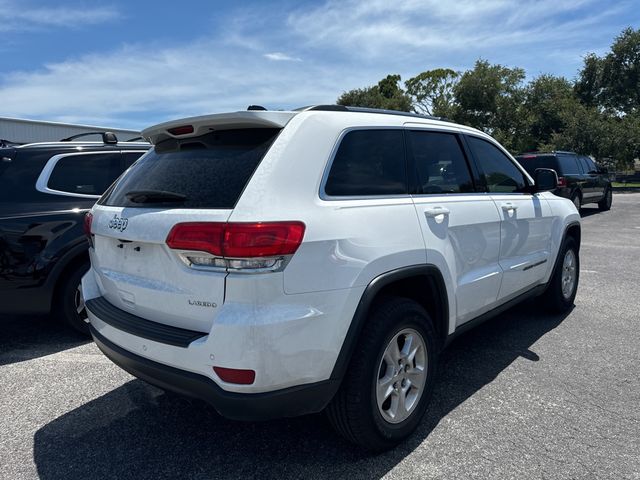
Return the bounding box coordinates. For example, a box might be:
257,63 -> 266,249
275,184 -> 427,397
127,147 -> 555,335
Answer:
517,151 -> 577,157
142,105 -> 484,145
14,141 -> 150,150
8,131 -> 149,152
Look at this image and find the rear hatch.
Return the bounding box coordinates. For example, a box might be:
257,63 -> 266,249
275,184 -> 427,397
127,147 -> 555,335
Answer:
90,125 -> 284,332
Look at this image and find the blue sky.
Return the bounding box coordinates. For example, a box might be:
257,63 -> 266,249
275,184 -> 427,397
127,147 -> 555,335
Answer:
1,0 -> 638,130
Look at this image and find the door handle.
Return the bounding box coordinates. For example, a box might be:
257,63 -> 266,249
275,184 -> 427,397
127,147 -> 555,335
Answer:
501,202 -> 518,211
424,207 -> 450,217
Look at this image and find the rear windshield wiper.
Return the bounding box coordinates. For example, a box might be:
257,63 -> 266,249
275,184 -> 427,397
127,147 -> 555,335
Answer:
125,190 -> 187,203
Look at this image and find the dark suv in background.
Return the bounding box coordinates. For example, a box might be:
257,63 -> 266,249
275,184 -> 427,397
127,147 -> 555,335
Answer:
515,151 -> 612,212
0,133 -> 150,333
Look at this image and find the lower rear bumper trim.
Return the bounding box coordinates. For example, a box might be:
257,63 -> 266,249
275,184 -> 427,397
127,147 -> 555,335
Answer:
90,325 -> 339,421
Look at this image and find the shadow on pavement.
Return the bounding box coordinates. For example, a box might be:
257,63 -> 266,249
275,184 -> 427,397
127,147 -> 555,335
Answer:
0,314 -> 90,366
577,206 -> 604,218
33,300 -> 571,480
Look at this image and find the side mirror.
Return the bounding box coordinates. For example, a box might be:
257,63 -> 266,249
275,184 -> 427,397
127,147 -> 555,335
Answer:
534,168 -> 558,192
598,166 -> 608,174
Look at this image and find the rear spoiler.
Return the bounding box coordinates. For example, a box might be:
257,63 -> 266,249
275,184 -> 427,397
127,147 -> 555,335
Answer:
142,111 -> 298,145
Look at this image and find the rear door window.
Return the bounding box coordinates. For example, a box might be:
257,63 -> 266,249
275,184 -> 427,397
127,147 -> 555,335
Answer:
101,129 -> 280,209
48,152 -> 122,195
324,129 -> 407,197
407,130 -> 474,193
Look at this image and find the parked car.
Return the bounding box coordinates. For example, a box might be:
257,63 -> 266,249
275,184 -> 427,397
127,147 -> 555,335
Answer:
515,151 -> 612,211
0,132 -> 150,333
83,107 -> 580,451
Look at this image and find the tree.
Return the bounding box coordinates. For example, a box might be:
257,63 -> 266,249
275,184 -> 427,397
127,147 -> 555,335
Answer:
404,68 -> 459,117
452,60 -> 526,151
337,74 -> 412,112
575,53 -> 603,108
520,74 -> 577,152
576,27 -> 640,114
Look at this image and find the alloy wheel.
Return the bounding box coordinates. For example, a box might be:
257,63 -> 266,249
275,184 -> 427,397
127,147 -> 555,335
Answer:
376,328 -> 427,424
561,249 -> 577,299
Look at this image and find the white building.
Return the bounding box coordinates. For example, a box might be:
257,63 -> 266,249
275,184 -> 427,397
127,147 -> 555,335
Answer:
0,116 -> 141,145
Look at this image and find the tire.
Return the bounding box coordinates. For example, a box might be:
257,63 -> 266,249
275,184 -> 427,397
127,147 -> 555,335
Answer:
326,297 -> 438,452
571,192 -> 581,212
55,262 -> 91,335
598,187 -> 612,211
541,237 -> 579,313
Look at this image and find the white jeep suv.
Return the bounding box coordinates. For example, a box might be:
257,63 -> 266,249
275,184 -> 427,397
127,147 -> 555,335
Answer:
83,106 -> 580,451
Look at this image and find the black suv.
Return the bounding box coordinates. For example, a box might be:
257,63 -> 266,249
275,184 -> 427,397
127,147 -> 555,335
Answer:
0,133 -> 150,333
515,151 -> 612,212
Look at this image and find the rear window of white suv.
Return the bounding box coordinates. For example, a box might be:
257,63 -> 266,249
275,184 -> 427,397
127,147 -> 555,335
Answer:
100,128 -> 280,209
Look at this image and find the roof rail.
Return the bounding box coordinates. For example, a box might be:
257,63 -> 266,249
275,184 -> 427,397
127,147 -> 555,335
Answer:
295,104 -> 451,122
0,139 -> 24,147
60,131 -> 118,144
124,136 -> 145,142
517,150 -> 577,156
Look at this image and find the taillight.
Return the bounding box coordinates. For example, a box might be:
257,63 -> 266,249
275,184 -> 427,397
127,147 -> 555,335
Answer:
166,221 -> 305,271
557,176 -> 567,188
223,222 -> 305,257
83,212 -> 93,236
83,212 -> 94,247
166,222 -> 224,256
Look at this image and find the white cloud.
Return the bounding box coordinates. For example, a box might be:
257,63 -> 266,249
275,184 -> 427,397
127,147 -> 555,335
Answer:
287,0 -> 618,57
0,0 -> 119,31
0,39 -> 357,128
0,0 -> 635,128
264,52 -> 302,62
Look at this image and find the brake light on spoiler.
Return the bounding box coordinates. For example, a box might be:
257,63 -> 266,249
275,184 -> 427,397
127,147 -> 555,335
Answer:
166,221 -> 305,272
167,125 -> 194,136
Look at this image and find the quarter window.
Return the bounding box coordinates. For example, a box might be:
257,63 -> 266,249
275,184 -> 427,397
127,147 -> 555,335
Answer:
324,130 -> 407,196
585,157 -> 597,173
557,155 -> 581,174
48,153 -> 122,195
408,131 -> 474,194
122,151 -> 146,169
467,136 -> 527,193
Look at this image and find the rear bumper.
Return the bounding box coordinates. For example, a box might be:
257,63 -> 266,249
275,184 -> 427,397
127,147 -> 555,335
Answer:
90,325 -> 339,421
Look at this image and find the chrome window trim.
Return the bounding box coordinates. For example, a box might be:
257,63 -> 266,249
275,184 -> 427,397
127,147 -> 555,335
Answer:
35,150 -> 147,199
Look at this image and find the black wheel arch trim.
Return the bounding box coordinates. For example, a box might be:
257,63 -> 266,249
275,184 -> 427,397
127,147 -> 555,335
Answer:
45,239 -> 90,303
329,265 -> 449,382
544,220 -> 581,289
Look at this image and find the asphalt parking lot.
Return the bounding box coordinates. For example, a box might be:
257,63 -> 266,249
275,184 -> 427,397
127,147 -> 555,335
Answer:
1,193 -> 639,480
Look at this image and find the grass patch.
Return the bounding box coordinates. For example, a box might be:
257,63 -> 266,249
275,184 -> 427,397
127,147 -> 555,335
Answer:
612,182 -> 640,188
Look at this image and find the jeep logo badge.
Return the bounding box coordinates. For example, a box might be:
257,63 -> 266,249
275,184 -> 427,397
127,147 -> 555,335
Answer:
108,214 -> 128,232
